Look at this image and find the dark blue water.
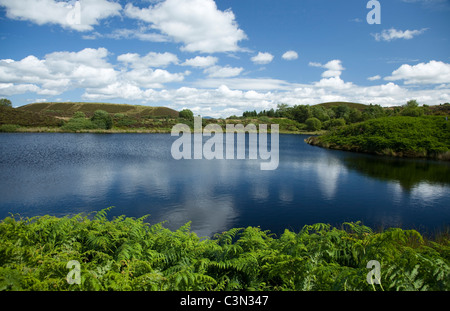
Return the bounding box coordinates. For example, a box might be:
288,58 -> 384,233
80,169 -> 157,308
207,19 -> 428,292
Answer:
1,133 -> 449,237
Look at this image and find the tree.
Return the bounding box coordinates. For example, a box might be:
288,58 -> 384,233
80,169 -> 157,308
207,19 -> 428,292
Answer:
291,105 -> 312,123
332,105 -> 351,120
362,104 -> 385,120
0,98 -> 12,107
348,108 -> 363,123
179,109 -> 194,121
311,105 -> 330,122
401,100 -> 423,117
405,99 -> 419,109
323,118 -> 346,130
305,117 -> 322,131
276,103 -> 290,118
91,110 -> 113,129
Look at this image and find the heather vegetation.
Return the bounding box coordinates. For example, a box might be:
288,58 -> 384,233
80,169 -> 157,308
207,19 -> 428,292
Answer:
0,208 -> 448,291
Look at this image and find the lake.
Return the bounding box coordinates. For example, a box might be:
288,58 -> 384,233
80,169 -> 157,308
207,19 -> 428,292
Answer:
0,133 -> 449,237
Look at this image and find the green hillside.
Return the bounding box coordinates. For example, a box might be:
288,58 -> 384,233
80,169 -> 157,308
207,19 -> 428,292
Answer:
18,102 -> 179,118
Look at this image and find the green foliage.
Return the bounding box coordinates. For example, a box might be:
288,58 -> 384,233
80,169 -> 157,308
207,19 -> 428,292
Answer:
401,100 -> 425,117
323,118 -> 346,130
312,116 -> 450,159
61,117 -> 98,132
305,117 -> 322,131
0,124 -> 20,132
311,105 -> 330,122
179,109 -> 194,121
0,98 -> 12,107
72,111 -> 86,119
0,210 -> 448,291
291,105 -> 312,123
113,113 -> 137,128
61,110 -> 115,131
362,104 -> 386,120
91,110 -> 113,130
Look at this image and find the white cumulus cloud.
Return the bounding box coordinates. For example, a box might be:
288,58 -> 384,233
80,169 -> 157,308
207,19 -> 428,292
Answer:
182,56 -> 218,68
282,51 -> 298,61
251,52 -> 274,65
117,52 -> 179,69
204,66 -> 244,78
0,0 -> 121,31
310,60 -> 345,78
385,60 -> 450,84
124,0 -> 247,53
368,75 -> 381,81
0,48 -> 187,97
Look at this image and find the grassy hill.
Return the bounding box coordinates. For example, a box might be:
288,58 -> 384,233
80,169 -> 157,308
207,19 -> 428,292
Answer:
18,102 -> 179,118
0,106 -> 63,128
0,102 -> 181,132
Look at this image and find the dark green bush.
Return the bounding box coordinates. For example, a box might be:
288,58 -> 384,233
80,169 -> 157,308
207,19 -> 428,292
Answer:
91,110 -> 113,129
179,109 -> 194,121
323,118 -> 346,130
305,117 -> 322,131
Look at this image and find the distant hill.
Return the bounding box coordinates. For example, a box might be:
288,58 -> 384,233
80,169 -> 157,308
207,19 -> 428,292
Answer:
0,105 -> 63,127
17,102 -> 180,118
315,102 -> 369,111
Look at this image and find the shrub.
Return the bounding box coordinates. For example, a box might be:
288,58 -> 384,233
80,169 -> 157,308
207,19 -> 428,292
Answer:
305,117 -> 322,131
179,109 -> 194,121
323,118 -> 346,130
0,124 -> 20,132
61,118 -> 97,132
91,110 -> 113,129
72,111 -> 86,119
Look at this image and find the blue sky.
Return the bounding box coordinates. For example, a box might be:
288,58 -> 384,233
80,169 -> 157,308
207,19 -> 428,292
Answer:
0,0 -> 449,118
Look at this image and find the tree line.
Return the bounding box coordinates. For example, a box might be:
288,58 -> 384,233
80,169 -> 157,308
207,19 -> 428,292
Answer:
239,100 -> 449,131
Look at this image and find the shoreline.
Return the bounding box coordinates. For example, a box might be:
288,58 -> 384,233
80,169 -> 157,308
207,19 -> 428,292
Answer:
4,126 -> 326,136
305,136 -> 450,162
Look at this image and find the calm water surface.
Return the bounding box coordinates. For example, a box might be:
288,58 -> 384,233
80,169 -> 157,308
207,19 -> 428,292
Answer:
0,133 -> 449,237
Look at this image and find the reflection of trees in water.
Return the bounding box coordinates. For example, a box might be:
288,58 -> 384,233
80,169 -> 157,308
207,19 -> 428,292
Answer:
343,155 -> 450,191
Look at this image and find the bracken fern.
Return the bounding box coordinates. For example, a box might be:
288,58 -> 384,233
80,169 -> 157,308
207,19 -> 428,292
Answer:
0,208 -> 448,291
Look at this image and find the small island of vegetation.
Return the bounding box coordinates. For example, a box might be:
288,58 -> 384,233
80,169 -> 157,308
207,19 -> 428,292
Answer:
305,101 -> 450,161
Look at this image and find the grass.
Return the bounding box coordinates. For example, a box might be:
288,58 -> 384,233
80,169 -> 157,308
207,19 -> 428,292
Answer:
0,208 -> 449,291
